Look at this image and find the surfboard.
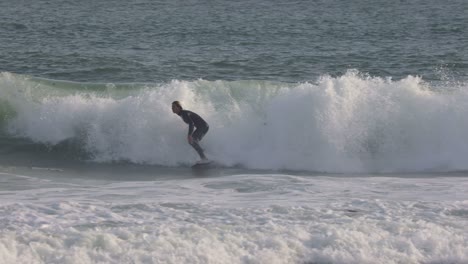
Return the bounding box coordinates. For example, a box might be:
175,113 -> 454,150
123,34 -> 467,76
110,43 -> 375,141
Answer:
191,160 -> 215,169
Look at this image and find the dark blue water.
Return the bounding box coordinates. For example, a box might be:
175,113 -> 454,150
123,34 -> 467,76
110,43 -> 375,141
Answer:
1,0 -> 467,82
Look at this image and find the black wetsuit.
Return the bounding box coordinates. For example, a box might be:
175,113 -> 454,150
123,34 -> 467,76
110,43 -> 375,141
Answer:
178,110 -> 209,159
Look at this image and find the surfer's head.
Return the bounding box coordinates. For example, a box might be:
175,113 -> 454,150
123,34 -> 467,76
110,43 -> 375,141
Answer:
172,101 -> 183,114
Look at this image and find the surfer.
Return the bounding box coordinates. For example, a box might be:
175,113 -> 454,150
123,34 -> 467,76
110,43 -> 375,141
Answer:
171,101 -> 210,163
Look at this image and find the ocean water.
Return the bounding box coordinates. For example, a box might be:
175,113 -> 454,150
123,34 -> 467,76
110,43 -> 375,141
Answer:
1,0 -> 467,263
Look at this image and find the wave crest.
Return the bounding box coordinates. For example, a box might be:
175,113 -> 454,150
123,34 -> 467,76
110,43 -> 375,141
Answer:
1,71 -> 468,173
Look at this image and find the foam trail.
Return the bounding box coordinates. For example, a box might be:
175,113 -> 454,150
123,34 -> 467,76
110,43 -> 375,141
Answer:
0,175 -> 467,264
2,71 -> 468,172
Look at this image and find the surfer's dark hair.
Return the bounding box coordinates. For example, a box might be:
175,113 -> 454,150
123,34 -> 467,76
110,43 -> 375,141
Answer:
172,101 -> 183,109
